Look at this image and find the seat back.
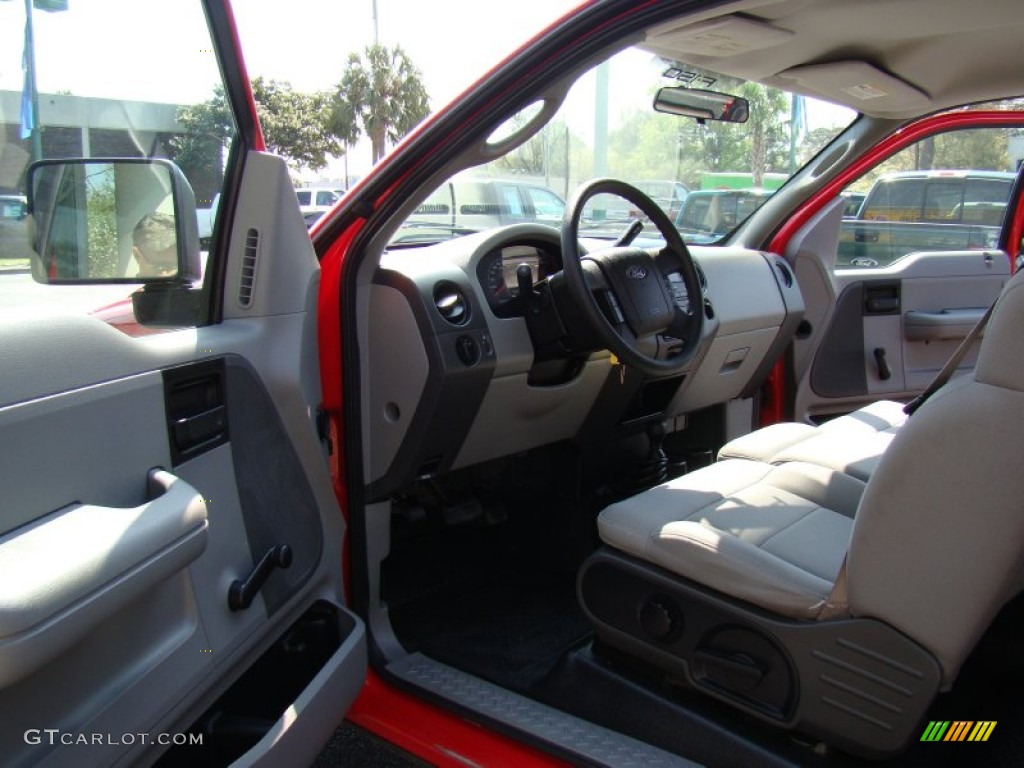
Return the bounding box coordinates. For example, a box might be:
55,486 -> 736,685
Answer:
848,268 -> 1024,686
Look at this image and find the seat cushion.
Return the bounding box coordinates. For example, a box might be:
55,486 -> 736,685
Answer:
597,460 -> 864,619
718,400 -> 908,480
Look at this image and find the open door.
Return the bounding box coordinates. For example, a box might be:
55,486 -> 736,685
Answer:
780,113 -> 1023,423
0,2 -> 364,766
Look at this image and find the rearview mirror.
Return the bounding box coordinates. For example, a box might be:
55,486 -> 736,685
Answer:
27,158 -> 201,284
653,87 -> 749,123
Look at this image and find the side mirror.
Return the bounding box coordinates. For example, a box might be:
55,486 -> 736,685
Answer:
27,158 -> 201,284
653,87 -> 749,123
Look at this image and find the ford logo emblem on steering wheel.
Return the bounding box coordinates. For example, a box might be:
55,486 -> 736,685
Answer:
625,265 -> 647,280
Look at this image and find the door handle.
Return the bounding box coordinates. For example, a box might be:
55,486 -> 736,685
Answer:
873,347 -> 892,381
229,545 -> 293,611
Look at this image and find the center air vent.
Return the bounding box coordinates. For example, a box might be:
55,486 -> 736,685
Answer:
433,281 -> 470,326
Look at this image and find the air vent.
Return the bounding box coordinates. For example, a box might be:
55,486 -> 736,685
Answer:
695,261 -> 708,292
433,282 -> 470,326
238,228 -> 259,308
774,259 -> 794,288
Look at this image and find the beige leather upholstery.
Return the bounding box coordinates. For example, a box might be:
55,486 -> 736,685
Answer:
597,269 -> 1024,686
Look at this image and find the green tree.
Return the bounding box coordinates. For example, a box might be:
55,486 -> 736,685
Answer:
931,128 -> 1011,171
84,173 -> 118,276
797,126 -> 843,166
172,79 -> 341,194
607,112 -> 679,180
250,78 -> 341,172
171,85 -> 233,206
328,45 -> 430,165
738,82 -> 789,184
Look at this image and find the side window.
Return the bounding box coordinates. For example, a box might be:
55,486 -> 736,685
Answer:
0,1 -> 237,330
679,196 -> 710,231
498,185 -> 526,220
296,190 -> 312,206
837,126 -> 1020,268
315,190 -> 337,207
922,180 -> 963,222
524,186 -> 565,223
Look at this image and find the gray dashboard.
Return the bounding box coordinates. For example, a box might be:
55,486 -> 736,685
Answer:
361,223 -> 804,496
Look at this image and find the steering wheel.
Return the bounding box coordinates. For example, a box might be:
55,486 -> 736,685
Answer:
560,179 -> 704,376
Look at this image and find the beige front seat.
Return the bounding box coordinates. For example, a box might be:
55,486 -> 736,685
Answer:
579,269 -> 1024,758
717,399 -> 908,481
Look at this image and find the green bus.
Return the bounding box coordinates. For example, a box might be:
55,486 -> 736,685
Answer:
700,171 -> 788,191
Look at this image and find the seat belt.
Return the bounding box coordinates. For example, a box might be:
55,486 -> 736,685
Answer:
902,298 -> 997,416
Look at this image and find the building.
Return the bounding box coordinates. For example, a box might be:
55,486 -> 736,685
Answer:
0,90 -> 209,199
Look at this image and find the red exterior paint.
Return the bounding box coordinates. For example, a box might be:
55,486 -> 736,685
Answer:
219,0 -> 265,151
758,365 -> 787,427
757,110 -> 1024,425
348,671 -> 570,767
317,220 -> 366,593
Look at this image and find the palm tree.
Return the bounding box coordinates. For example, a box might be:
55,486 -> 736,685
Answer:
329,45 -> 430,165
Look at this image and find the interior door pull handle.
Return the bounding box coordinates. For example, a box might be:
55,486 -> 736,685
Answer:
873,347 -> 892,381
228,545 -> 292,611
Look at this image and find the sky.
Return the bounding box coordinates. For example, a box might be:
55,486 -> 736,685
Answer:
230,0 -> 589,178
0,0 -> 853,181
0,0 -> 586,104
0,0 -> 586,178
232,0 -> 587,110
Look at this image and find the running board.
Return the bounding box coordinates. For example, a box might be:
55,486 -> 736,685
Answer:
386,653 -> 702,768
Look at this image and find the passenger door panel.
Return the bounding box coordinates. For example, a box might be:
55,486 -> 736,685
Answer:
795,249 -> 1009,420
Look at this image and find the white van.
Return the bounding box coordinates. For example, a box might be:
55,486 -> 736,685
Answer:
398,178 -> 566,243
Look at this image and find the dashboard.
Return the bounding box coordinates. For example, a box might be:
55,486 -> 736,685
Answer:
474,238 -> 700,320
363,223 -> 805,499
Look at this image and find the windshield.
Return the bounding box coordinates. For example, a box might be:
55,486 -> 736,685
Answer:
391,47 -> 856,246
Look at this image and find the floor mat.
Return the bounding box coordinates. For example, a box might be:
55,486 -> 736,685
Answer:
388,565 -> 593,691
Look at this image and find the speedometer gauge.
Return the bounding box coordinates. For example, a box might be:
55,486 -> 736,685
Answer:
484,256 -> 509,302
476,242 -> 553,318
500,245 -> 541,295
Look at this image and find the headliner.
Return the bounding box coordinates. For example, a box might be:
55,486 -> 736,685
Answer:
641,0 -> 1024,119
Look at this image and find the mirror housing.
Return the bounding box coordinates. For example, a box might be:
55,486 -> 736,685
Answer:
26,158 -> 202,284
653,87 -> 749,123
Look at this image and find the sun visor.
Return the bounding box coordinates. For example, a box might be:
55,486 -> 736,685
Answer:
645,15 -> 794,57
778,61 -> 930,115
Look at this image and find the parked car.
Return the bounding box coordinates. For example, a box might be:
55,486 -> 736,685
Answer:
840,190 -> 866,217
398,177 -> 566,240
195,192 -> 220,248
0,194 -> 30,263
4,2 -> 1024,768
295,185 -> 345,216
633,179 -> 691,218
838,170 -> 1015,266
674,187 -> 775,242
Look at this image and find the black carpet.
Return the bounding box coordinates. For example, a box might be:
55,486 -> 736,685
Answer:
388,564 -> 593,691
